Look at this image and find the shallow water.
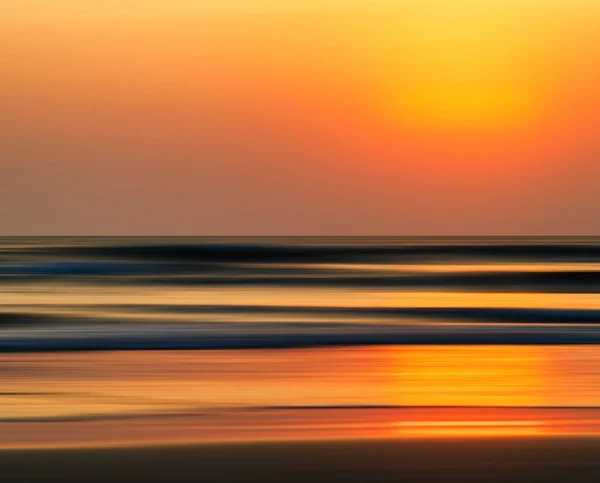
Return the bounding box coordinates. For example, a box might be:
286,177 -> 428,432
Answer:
4,346 -> 600,420
3,346 -> 600,447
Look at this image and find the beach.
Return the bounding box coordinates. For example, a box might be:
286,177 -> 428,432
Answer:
4,437 -> 600,483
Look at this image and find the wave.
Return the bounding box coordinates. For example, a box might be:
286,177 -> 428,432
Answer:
31,241 -> 600,263
6,305 -> 600,325
0,262 -> 149,276
94,305 -> 600,323
2,239 -> 600,293
3,238 -> 600,352
2,268 -> 600,293
117,270 -> 600,292
2,320 -> 600,352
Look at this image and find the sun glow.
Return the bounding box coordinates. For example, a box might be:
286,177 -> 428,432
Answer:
359,1 -> 553,134
2,0 -> 600,234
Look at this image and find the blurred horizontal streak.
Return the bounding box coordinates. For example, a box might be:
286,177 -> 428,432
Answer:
395,421 -> 542,427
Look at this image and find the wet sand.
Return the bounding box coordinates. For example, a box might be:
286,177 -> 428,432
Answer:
3,437 -> 600,483
4,346 -> 600,481
4,407 -> 600,483
4,407 -> 600,449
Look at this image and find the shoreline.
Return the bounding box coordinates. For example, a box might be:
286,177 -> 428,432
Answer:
4,407 -> 600,451
4,437 -> 600,483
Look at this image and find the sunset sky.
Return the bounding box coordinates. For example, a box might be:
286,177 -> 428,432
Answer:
2,0 -> 599,235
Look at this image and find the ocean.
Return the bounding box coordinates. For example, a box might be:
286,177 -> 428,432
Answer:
3,237 -> 600,446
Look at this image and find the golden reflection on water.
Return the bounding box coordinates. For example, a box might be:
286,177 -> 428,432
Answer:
391,346 -> 548,408
393,419 -> 547,437
388,346 -> 548,436
3,346 -> 600,445
386,346 -> 549,437
385,345 -> 600,437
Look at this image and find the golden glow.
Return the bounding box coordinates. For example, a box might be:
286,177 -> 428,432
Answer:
397,81 -> 535,131
352,2 -> 531,131
392,346 -> 547,407
394,420 -> 545,438
395,420 -> 541,427
4,347 -> 600,447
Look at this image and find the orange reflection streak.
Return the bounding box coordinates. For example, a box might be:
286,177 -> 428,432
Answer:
395,421 -> 540,427
395,429 -> 545,438
391,346 -> 548,408
385,346 -> 550,436
393,419 -> 546,438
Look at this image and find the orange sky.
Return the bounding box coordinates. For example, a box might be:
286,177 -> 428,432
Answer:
2,1 -> 599,234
